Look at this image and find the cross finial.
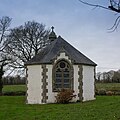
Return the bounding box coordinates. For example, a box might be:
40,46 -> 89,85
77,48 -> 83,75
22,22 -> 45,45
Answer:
49,26 -> 57,42
51,26 -> 54,32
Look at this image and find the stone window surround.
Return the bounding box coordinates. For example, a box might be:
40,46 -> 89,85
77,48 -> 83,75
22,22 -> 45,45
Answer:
52,58 -> 74,92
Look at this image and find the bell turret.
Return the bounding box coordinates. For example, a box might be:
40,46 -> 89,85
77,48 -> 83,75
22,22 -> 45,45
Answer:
49,26 -> 57,42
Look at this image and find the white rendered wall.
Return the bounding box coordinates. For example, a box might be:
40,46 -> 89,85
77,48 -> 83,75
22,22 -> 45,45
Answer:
46,64 -> 58,103
27,65 -> 42,104
82,65 -> 95,101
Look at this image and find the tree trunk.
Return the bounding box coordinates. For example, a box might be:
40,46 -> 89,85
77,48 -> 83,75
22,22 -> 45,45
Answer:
0,66 -> 4,95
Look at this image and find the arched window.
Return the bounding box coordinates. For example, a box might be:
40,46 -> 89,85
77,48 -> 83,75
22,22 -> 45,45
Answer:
53,60 -> 73,91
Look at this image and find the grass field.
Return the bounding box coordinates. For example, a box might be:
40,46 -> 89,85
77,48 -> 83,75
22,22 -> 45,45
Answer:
1,83 -> 120,119
2,85 -> 26,92
0,96 -> 120,120
96,83 -> 120,91
2,83 -> 120,93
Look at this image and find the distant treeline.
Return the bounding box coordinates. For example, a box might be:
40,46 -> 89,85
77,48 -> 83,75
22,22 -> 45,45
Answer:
96,70 -> 120,83
2,76 -> 26,85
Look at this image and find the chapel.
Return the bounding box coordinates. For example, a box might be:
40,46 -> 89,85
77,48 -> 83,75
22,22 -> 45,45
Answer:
25,27 -> 97,104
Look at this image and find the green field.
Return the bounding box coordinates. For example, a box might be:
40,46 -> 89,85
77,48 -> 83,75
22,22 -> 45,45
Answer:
96,83 -> 120,91
2,85 -> 27,92
2,83 -> 120,93
1,84 -> 120,119
0,96 -> 120,120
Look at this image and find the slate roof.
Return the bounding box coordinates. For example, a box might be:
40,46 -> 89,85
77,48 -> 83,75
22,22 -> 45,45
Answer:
25,36 -> 97,66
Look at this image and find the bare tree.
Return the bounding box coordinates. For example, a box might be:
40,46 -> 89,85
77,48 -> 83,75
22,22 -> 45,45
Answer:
4,21 -> 50,75
112,71 -> 120,82
79,0 -> 120,31
0,16 -> 12,94
96,72 -> 101,82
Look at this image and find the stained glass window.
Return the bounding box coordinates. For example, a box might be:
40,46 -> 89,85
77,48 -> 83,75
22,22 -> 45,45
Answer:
53,60 -> 73,91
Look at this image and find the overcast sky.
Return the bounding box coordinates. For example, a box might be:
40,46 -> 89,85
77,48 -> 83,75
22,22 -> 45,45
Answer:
0,0 -> 120,72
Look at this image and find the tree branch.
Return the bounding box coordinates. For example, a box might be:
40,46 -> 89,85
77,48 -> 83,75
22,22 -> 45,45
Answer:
109,6 -> 120,12
108,16 -> 120,32
78,0 -> 110,10
78,0 -> 120,31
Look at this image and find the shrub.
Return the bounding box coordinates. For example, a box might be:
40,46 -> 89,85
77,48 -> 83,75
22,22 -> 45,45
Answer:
114,91 -> 120,95
3,91 -> 25,96
98,89 -> 106,95
106,91 -> 114,96
95,88 -> 99,95
55,89 -> 76,104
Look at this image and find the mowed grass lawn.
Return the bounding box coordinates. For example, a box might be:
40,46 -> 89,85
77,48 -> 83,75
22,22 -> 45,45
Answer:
0,96 -> 120,120
1,83 -> 120,120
